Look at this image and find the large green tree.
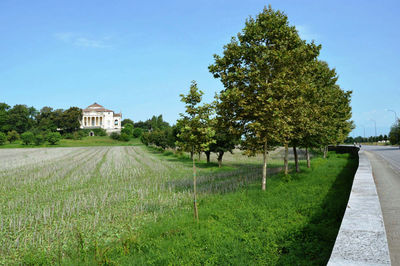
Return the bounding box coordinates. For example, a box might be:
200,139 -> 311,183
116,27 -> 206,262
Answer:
176,81 -> 215,220
61,107 -> 82,133
209,6 -> 319,189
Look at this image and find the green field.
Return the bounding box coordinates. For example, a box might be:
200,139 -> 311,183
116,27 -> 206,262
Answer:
0,143 -> 357,265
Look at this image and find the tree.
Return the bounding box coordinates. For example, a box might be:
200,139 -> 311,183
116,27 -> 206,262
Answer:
21,132 -> 35,145
0,103 -> 10,133
47,132 -> 62,145
132,127 -> 143,138
209,6 -> 319,189
0,132 -> 6,145
36,107 -> 58,132
34,133 -> 45,145
389,120 -> 400,145
176,81 -> 215,221
121,118 -> 134,127
206,108 -> 238,167
6,104 -> 36,133
122,123 -> 134,137
61,107 -> 82,133
7,130 -> 19,143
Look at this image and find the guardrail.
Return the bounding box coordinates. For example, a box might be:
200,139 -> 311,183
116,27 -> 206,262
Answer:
328,146 -> 391,265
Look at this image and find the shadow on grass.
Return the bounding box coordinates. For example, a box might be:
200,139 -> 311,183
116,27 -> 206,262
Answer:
275,153 -> 358,265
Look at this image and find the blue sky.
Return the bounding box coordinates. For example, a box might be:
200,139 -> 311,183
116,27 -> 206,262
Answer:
0,0 -> 399,137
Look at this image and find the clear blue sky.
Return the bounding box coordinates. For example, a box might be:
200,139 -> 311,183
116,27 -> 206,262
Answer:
1,0 -> 399,137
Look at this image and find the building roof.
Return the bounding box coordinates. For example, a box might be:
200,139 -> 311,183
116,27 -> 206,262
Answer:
83,103 -> 114,113
87,102 -> 104,108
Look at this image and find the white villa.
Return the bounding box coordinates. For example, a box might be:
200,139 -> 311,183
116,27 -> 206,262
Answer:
81,103 -> 122,134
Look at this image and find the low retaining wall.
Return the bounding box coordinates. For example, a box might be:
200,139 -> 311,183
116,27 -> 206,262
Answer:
328,149 -> 391,265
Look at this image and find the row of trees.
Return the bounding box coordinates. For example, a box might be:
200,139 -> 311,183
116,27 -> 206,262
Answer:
0,103 -> 82,134
173,6 -> 353,221
0,130 -> 62,145
345,135 -> 389,144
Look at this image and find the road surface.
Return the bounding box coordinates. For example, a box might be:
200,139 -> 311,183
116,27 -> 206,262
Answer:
363,145 -> 400,265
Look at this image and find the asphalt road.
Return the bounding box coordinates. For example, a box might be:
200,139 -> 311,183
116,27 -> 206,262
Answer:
362,145 -> 400,265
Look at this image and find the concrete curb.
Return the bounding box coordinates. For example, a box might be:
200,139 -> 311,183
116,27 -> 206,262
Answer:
328,150 -> 391,265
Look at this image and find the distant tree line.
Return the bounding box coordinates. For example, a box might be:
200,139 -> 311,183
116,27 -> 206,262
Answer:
345,135 -> 389,144
0,103 -> 82,145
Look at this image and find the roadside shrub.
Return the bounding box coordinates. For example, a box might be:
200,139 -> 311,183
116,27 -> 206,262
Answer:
133,127 -> 143,138
7,130 -> 19,143
119,132 -> 130,142
47,132 -> 61,145
34,134 -> 45,145
0,132 -> 6,145
110,132 -> 120,140
21,132 -> 35,145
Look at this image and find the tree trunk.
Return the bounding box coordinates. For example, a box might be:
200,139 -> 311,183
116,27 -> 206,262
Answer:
205,151 -> 211,163
293,145 -> 300,173
262,140 -> 268,190
190,151 -> 193,160
284,142 -> 289,175
198,152 -> 201,161
306,147 -> 310,168
323,146 -> 328,159
192,155 -> 199,222
217,151 -> 224,168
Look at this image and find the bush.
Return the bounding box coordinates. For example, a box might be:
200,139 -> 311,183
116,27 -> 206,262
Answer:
73,131 -> 83,140
64,133 -> 74,139
140,132 -> 150,146
133,128 -> 143,138
119,132 -> 130,142
21,132 -> 35,145
0,132 -> 6,145
122,124 -> 134,137
47,132 -> 61,145
34,134 -> 45,146
7,130 -> 19,143
110,132 -> 120,140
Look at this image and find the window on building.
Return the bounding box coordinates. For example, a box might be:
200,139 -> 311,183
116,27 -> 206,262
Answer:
114,119 -> 118,126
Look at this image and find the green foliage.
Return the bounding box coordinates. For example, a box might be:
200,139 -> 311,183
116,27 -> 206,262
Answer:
389,119 -> 400,145
81,128 -> 107,136
0,132 -> 6,145
110,132 -> 120,140
61,107 -> 82,133
121,124 -> 133,137
34,133 -> 45,145
132,127 -> 143,138
140,132 -> 150,146
47,132 -> 62,145
176,81 -> 215,155
21,131 -> 35,145
7,130 -> 19,143
119,132 -> 130,142
121,118 -> 134,127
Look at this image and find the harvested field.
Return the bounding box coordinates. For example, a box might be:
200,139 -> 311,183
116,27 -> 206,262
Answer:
0,146 -> 281,264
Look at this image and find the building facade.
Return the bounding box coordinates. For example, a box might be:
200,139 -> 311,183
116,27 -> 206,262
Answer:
81,103 -> 122,134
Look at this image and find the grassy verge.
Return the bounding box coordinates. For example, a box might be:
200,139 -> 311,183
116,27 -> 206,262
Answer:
0,136 -> 141,148
66,152 -> 357,265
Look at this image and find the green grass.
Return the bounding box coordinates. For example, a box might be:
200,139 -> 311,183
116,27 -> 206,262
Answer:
68,152 -> 357,265
0,136 -> 141,148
